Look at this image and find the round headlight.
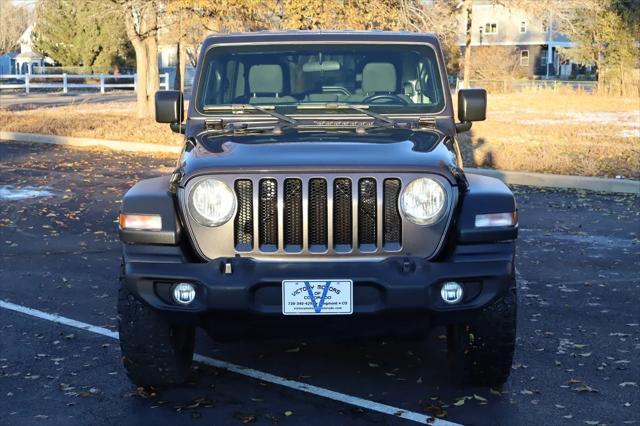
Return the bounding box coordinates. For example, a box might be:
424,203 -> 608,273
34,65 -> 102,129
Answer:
400,177 -> 447,225
188,178 -> 236,227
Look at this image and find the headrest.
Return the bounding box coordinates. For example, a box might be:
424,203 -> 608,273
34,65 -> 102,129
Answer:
361,62 -> 396,93
248,64 -> 284,94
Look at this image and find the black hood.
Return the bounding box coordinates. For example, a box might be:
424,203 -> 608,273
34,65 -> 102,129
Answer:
179,129 -> 459,185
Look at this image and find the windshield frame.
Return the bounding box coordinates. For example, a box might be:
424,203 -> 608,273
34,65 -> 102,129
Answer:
191,40 -> 450,119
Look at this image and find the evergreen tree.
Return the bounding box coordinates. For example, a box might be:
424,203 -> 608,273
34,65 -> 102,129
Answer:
32,0 -> 132,72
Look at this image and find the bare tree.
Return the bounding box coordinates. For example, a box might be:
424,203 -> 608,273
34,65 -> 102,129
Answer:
402,0 -> 472,84
462,0 -> 473,87
0,0 -> 30,55
398,0 -> 462,74
470,45 -> 523,80
114,0 -> 160,118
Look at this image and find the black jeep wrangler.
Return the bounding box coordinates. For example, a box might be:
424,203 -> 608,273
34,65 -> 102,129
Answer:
117,31 -> 518,388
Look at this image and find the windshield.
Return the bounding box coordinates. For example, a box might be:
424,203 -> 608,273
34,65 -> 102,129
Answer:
196,43 -> 446,115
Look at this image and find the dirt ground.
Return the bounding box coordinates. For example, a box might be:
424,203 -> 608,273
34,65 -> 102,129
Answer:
458,89 -> 640,178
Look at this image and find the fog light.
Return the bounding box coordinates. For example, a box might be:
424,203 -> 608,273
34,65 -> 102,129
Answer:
173,283 -> 196,305
440,282 -> 464,304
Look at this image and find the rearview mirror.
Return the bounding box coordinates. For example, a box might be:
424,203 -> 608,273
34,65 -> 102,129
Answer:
155,90 -> 184,125
457,88 -> 486,123
302,61 -> 341,72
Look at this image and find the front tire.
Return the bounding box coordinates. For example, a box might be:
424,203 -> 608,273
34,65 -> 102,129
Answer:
447,280 -> 517,386
117,285 -> 195,388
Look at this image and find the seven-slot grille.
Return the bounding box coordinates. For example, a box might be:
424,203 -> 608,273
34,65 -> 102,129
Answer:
233,176 -> 402,254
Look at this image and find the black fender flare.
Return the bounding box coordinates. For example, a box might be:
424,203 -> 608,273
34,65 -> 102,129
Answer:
119,176 -> 182,245
456,173 -> 518,243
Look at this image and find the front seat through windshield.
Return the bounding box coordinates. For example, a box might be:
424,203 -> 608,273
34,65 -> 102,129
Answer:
197,43 -> 446,115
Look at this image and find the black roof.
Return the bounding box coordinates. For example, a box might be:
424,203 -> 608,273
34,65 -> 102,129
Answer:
201,31 -> 440,49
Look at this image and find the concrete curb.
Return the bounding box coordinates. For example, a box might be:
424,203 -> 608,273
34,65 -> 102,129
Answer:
1,131 -> 638,194
467,168 -> 639,195
0,131 -> 181,154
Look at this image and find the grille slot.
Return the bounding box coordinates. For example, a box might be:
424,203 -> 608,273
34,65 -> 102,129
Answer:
258,179 -> 278,251
358,178 -> 377,250
383,178 -> 402,250
283,178 -> 303,251
333,178 -> 353,251
234,180 -> 253,251
308,178 -> 328,251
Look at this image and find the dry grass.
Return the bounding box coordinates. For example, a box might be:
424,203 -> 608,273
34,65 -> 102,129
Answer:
0,101 -> 183,146
1,90 -> 638,178
458,90 -> 640,178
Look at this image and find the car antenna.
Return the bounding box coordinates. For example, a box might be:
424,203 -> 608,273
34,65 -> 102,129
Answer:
178,7 -> 184,135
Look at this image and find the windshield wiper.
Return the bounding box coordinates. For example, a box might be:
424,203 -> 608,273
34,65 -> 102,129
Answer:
296,102 -> 398,127
203,104 -> 299,129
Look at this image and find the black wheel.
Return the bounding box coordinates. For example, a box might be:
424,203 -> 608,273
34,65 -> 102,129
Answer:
447,280 -> 517,386
117,271 -> 195,388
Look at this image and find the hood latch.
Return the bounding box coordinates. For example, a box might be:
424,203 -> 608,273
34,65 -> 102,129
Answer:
418,117 -> 436,129
205,119 -> 224,130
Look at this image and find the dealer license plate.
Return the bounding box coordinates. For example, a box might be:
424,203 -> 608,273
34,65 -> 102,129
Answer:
282,280 -> 353,315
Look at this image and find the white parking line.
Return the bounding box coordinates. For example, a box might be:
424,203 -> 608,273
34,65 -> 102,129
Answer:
0,300 -> 462,426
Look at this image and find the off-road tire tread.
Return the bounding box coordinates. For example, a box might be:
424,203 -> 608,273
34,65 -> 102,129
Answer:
451,281 -> 517,386
117,265 -> 194,387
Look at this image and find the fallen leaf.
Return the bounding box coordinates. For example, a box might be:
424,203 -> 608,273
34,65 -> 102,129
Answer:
421,404 -> 447,418
234,414 -> 256,424
573,385 -> 598,393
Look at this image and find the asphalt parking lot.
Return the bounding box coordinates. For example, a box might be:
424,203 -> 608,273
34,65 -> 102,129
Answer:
1,141 -> 638,425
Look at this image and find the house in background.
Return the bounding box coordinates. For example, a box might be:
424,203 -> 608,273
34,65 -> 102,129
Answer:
2,25 -> 54,74
458,0 -> 590,79
0,52 -> 18,74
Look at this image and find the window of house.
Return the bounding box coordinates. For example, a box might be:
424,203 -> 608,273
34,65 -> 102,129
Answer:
484,23 -> 498,34
520,21 -> 527,33
520,50 -> 530,67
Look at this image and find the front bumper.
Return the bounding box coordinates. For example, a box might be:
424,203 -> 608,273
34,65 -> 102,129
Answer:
123,242 -> 515,329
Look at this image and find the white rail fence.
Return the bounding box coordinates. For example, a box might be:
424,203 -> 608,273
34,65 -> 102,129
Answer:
456,79 -> 598,93
0,73 -> 170,93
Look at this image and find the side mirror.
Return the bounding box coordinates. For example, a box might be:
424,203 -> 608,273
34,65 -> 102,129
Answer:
155,90 -> 184,127
456,88 -> 486,132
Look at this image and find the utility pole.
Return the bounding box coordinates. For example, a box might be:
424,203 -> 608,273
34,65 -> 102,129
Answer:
463,0 -> 473,88
546,10 -> 552,79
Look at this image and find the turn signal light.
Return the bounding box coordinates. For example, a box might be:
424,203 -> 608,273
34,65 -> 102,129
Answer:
119,213 -> 162,231
474,212 -> 517,228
